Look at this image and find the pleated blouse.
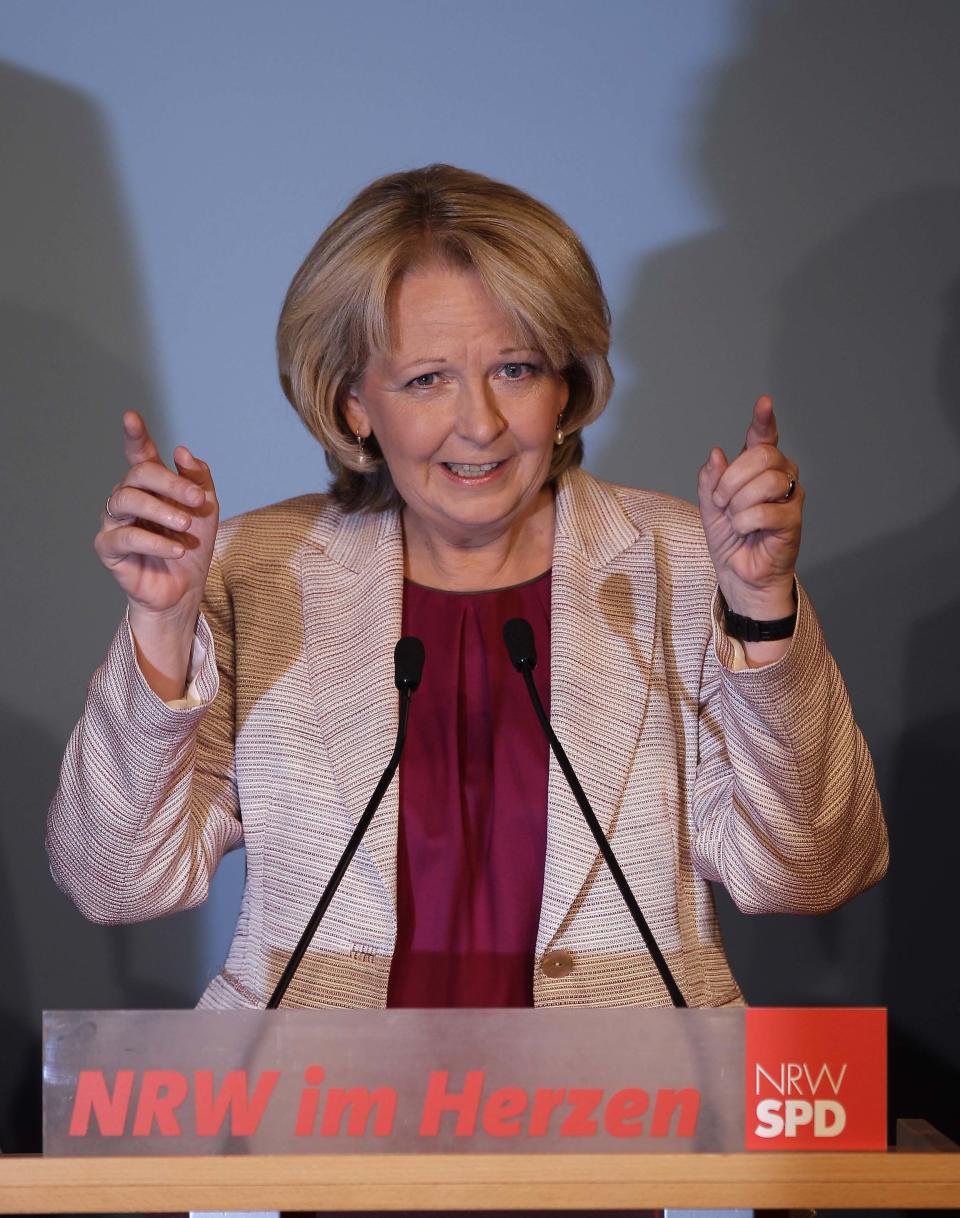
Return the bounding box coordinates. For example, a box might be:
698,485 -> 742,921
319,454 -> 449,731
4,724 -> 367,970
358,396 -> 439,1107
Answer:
386,570 -> 552,1008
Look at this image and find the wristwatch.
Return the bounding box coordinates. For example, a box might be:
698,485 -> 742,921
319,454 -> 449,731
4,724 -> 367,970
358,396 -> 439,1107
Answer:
722,589 -> 797,643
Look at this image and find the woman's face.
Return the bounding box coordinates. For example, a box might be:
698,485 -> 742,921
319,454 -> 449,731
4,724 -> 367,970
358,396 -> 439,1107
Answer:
346,263 -> 569,550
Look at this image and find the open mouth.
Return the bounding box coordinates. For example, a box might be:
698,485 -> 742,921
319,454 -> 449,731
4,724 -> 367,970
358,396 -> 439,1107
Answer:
442,460 -> 505,479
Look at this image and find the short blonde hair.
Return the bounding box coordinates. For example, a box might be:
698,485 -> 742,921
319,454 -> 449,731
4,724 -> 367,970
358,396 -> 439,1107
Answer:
277,164 -> 613,512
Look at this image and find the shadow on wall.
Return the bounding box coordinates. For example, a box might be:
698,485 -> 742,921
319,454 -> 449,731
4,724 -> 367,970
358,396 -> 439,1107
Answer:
0,61 -> 214,1154
776,208 -> 960,1151
604,0 -> 960,1153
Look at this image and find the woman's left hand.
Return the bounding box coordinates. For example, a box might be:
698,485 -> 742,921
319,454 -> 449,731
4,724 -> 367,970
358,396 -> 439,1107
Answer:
697,395 -> 803,619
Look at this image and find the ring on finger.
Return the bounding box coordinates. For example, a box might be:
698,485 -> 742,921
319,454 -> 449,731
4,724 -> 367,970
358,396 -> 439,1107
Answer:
782,476 -> 797,502
104,494 -> 127,521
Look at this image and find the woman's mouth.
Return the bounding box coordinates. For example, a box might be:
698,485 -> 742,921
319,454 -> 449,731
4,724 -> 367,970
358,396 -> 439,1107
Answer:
442,460 -> 506,480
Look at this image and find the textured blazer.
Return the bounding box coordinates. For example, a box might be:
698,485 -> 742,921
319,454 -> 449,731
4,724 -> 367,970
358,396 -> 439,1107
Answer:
47,469 -> 888,1009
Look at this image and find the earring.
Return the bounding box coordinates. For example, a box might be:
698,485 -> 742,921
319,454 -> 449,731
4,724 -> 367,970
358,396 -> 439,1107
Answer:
355,430 -> 367,464
554,415 -> 565,446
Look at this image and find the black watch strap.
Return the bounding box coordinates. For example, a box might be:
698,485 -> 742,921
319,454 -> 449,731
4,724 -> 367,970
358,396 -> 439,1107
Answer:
722,589 -> 798,643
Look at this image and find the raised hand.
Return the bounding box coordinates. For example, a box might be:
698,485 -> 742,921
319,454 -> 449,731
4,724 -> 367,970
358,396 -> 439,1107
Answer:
697,395 -> 802,621
94,411 -> 219,697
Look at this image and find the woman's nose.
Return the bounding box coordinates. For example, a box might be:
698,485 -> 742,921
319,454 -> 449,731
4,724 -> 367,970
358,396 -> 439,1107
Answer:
453,380 -> 506,446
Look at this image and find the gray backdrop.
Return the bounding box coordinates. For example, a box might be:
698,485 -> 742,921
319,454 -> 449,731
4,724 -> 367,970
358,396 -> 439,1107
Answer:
2,0 -> 958,1179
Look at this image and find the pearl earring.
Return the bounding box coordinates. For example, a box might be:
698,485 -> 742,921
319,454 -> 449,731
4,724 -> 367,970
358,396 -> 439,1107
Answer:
554,415 -> 565,446
356,430 -> 367,464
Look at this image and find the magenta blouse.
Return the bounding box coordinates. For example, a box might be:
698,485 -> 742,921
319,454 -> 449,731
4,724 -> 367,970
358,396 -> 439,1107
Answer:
386,571 -> 552,1008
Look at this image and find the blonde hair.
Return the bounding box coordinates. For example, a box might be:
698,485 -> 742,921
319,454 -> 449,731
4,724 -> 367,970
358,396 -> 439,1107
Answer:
277,164 -> 613,512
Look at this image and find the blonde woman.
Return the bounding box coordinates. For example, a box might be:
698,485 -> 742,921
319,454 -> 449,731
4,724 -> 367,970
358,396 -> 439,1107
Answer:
48,165 -> 887,1010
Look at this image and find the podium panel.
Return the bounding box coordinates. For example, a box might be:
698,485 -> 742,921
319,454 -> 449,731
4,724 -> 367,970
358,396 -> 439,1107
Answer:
43,1007 -> 885,1157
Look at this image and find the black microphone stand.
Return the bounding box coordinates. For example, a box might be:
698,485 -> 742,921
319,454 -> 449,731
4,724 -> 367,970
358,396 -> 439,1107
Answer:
503,619 -> 687,1008
267,637 -> 425,1009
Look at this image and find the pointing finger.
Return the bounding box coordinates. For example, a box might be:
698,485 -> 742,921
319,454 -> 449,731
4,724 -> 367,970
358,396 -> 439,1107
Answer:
122,411 -> 163,468
744,394 -> 778,450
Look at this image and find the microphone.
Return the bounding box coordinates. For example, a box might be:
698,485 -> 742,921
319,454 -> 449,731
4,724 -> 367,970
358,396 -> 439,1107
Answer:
267,636 -> 425,1008
394,635 -> 426,692
502,617 -> 687,1008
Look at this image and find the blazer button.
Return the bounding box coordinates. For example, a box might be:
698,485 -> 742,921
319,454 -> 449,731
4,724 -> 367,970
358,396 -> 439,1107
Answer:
540,949 -> 574,978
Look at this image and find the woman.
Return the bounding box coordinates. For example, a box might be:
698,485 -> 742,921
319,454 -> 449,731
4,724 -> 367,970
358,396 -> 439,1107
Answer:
47,164 -> 887,1010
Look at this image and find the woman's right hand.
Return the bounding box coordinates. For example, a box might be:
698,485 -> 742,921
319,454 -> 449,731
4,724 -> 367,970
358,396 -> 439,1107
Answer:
94,411 -> 219,698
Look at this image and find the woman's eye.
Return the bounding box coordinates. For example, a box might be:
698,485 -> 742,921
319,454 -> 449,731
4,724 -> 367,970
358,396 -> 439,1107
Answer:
500,362 -> 536,380
409,373 -> 440,388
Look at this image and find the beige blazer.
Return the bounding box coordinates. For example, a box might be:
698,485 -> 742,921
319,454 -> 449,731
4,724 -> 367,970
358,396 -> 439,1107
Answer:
47,469 -> 888,1009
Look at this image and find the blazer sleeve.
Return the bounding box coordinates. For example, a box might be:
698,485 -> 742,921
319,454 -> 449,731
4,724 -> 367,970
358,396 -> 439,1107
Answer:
690,582 -> 888,914
46,552 -> 243,924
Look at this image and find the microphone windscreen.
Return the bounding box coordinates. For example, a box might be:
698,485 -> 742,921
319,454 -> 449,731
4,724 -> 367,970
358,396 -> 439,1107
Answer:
502,617 -> 537,671
394,636 -> 425,691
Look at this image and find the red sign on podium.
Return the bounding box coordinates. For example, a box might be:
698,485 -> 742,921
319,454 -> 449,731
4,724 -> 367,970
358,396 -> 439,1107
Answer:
43,1007 -> 887,1155
744,1007 -> 887,1150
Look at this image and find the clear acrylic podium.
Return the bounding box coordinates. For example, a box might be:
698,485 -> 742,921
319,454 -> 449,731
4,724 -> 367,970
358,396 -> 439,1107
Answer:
0,1007 -> 955,1213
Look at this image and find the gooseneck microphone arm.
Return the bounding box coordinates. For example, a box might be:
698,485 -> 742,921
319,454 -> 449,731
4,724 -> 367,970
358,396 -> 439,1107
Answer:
266,637 -> 425,1009
502,618 -> 687,1009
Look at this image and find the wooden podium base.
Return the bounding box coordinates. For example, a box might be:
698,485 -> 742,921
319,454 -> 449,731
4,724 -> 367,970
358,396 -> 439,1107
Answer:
1,1150 -> 960,1213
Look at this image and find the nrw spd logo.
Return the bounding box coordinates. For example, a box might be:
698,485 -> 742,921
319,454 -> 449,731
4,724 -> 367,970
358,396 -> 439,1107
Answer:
745,1008 -> 886,1150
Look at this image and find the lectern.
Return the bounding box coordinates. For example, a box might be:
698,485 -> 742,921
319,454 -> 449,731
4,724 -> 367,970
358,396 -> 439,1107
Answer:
0,1007 -> 955,1214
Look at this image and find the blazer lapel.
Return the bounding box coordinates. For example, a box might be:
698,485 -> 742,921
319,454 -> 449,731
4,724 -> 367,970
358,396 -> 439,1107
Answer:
297,474 -> 657,943
300,506 -> 405,911
538,470 -> 658,953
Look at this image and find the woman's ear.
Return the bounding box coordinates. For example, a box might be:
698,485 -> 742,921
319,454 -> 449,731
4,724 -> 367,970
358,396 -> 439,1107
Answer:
555,371 -> 571,421
343,385 -> 371,439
